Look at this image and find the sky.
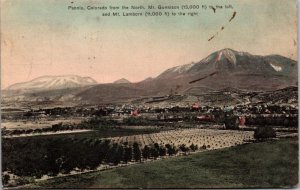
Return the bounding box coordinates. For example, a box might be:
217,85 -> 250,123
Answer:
1,0 -> 297,89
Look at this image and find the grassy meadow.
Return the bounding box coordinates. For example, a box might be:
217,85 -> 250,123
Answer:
29,137 -> 298,189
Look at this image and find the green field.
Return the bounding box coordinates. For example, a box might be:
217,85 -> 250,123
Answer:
30,137 -> 298,189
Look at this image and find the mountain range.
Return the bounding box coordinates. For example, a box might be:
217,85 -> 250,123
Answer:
3,48 -> 297,105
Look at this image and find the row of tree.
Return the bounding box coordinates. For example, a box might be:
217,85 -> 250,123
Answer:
3,137 -> 202,181
3,126 -> 277,186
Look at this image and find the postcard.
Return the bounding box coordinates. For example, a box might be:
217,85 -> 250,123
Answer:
1,0 -> 298,189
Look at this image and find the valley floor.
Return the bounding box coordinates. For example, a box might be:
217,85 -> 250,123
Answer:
27,137 -> 298,189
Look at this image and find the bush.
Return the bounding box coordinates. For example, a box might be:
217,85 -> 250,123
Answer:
254,127 -> 276,141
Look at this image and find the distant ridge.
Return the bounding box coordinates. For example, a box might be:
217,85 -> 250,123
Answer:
6,75 -> 97,91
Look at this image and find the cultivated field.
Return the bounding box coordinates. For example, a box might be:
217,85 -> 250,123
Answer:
109,128 -> 254,150
1,118 -> 85,130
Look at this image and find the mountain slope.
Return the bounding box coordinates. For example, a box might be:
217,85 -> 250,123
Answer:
6,75 -> 97,91
158,49 -> 297,79
153,48 -> 297,93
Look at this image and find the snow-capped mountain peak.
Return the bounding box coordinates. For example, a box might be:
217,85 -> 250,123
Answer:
157,48 -> 297,79
215,49 -> 237,65
157,62 -> 196,79
170,62 -> 196,74
7,75 -> 97,91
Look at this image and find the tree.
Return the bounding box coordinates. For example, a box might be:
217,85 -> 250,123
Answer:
115,145 -> 124,165
224,116 -> 239,129
101,139 -> 111,163
195,145 -> 198,150
158,146 -> 167,157
109,143 -> 118,164
165,144 -> 177,156
224,110 -> 239,130
124,146 -> 132,163
254,127 -> 276,141
189,143 -> 197,152
179,144 -> 189,153
154,143 -> 159,150
142,145 -> 150,159
150,146 -> 159,159
133,142 -> 141,162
